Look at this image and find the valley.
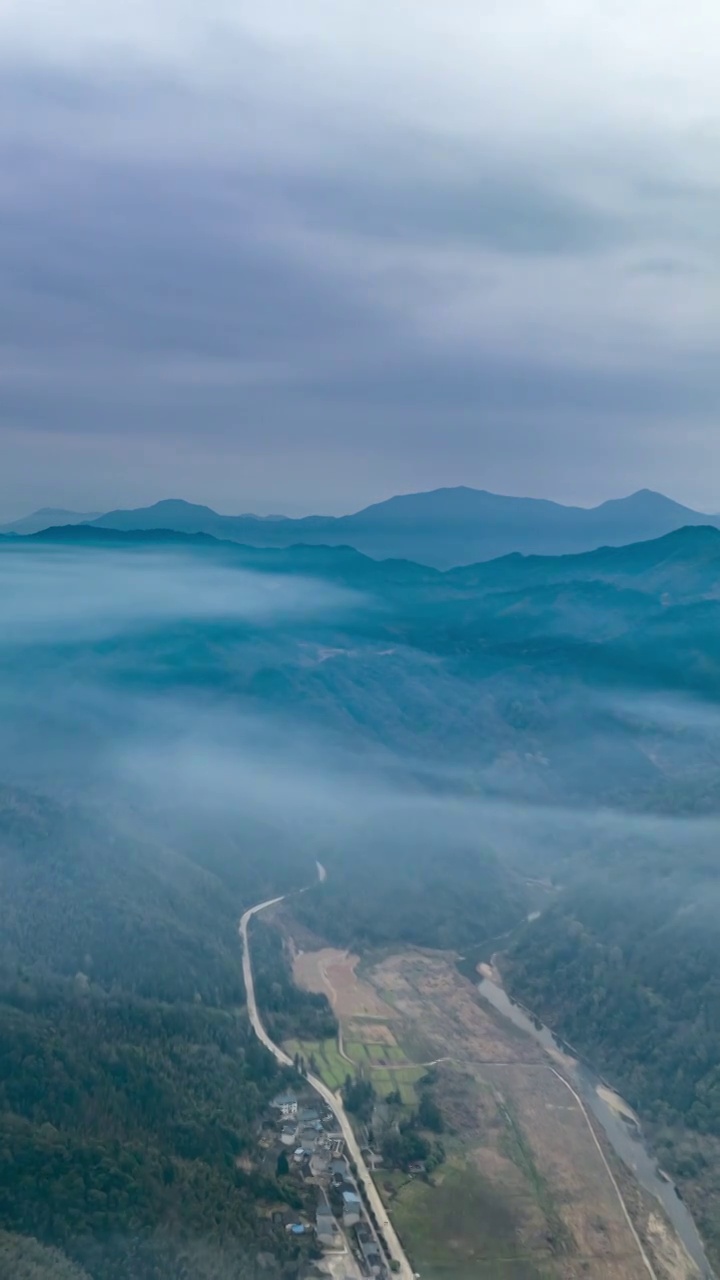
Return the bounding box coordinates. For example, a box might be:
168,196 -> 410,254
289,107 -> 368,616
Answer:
5,526 -> 720,1277
284,933 -> 701,1280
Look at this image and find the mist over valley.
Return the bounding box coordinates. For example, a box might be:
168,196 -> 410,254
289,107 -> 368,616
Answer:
3,517 -> 720,1276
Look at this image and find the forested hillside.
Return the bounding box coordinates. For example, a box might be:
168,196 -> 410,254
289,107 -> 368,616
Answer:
506,870 -> 720,1259
294,840 -> 528,952
0,785 -> 307,1280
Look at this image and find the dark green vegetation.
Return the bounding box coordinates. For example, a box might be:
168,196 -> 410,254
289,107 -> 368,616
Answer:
5,521 -> 720,1269
508,877 -> 720,1132
382,1076 -> 446,1174
342,1075 -> 376,1123
506,872 -> 720,1261
294,842 -> 527,951
250,918 -> 336,1043
0,786 -> 313,1280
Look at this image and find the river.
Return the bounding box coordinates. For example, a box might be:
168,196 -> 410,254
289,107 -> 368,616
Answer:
477,975 -> 715,1279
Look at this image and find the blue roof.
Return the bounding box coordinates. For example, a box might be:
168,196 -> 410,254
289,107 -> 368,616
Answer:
342,1190 -> 361,1204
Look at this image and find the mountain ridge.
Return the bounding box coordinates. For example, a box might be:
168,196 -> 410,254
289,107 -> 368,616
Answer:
86,487 -> 720,568
5,488 -> 718,568
10,518 -> 720,607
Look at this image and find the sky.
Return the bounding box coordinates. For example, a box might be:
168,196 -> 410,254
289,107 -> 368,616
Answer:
1,1 -> 719,519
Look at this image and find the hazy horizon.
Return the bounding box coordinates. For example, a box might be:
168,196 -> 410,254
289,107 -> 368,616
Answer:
2,481 -> 719,527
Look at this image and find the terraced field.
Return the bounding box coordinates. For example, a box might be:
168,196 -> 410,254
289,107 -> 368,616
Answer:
289,947 -> 427,1103
283,1036 -> 348,1090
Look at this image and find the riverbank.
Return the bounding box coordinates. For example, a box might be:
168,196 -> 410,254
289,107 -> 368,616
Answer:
476,971 -> 714,1280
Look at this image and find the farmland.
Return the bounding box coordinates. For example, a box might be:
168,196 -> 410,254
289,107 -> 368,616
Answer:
286,941 -> 700,1277
283,1036 -> 348,1090
363,951 -> 699,1280
386,1154 -> 553,1280
288,946 -> 426,1104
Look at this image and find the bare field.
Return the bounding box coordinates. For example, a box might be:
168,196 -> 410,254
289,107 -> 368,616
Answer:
346,1019 -> 398,1045
373,951 -> 542,1066
486,1062 -> 648,1268
293,947 -> 395,1020
365,951 -> 689,1280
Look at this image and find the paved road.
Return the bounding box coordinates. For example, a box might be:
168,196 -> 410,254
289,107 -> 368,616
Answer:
240,896 -> 414,1280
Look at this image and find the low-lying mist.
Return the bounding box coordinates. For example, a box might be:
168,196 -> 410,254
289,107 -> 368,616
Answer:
3,535 -> 720,944
0,543 -> 363,640
0,537 -> 508,966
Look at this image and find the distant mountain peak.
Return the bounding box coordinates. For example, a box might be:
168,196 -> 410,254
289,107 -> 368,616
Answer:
145,498 -> 219,514
0,507 -> 101,536
595,489 -> 702,516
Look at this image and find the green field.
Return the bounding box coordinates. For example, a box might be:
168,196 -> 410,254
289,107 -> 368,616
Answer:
384,1045 -> 407,1063
285,1033 -> 425,1103
386,1156 -> 552,1280
345,1041 -> 370,1065
370,1064 -> 424,1105
366,1043 -> 390,1063
283,1037 -> 348,1090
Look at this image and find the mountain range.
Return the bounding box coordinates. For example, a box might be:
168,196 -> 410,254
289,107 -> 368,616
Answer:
3,487 -> 719,567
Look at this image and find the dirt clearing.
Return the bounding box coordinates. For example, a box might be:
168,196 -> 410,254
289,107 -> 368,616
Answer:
293,947 -> 395,1020
346,1019 -> 398,1045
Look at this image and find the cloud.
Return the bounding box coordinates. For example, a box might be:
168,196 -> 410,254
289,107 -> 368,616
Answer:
0,1 -> 719,515
0,544 -> 362,641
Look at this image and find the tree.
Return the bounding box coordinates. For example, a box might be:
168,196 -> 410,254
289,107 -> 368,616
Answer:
342,1076 -> 375,1123
418,1092 -> 443,1133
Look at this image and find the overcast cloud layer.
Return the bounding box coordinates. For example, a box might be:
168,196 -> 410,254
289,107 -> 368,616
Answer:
1,1 -> 719,517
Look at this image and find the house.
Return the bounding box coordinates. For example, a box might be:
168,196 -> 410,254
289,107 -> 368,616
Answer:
298,1106 -> 321,1125
271,1091 -> 299,1119
316,1189 -> 343,1250
359,1239 -> 383,1275
316,1209 -> 341,1250
298,1128 -> 319,1155
281,1123 -> 298,1146
309,1152 -> 330,1178
354,1221 -> 384,1272
341,1190 -> 361,1227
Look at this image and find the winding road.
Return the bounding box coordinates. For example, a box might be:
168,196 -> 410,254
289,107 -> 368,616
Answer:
239,895 -> 414,1280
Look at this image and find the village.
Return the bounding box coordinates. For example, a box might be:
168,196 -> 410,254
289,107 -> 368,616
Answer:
263,1086 -> 401,1280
